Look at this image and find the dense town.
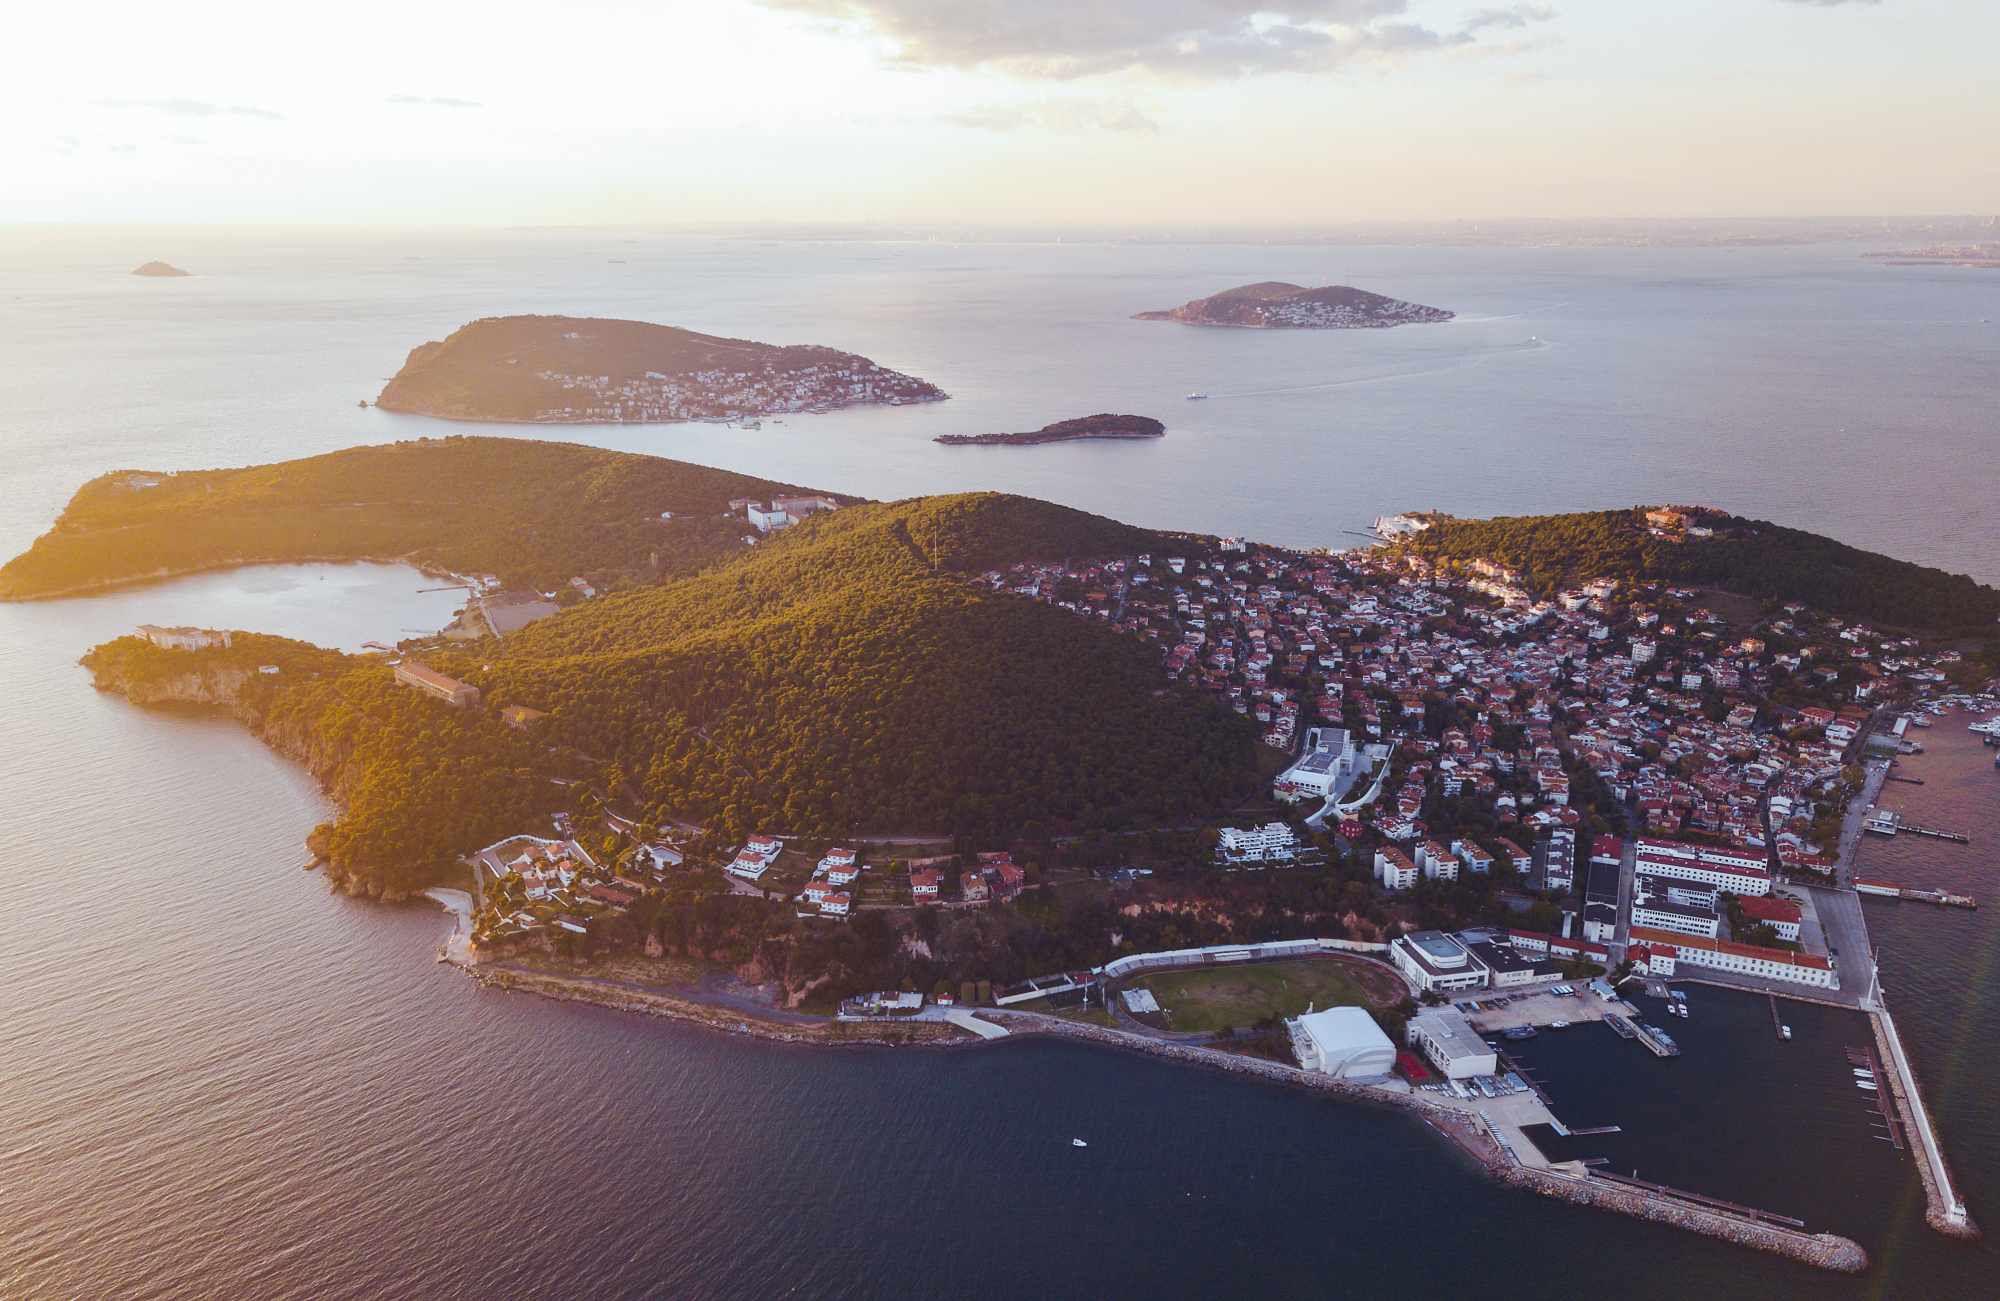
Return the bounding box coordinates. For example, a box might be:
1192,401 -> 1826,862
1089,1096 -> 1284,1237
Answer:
529,353 -> 945,423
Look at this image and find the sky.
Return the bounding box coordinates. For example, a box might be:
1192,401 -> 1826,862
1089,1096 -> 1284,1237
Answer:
7,0 -> 1997,227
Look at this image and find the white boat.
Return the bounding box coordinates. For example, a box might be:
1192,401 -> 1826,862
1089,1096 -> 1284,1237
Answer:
1550,1020 -> 1570,1030
1072,1138 -> 1088,1148
1780,1025 -> 1792,1040
1185,391 -> 1209,400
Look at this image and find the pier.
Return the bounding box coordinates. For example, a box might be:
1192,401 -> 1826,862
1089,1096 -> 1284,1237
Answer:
1868,983 -> 1977,1237
1846,1044 -> 1905,1152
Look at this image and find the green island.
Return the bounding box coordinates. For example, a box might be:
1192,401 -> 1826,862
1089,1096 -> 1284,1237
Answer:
934,412 -> 1165,446
19,438 -> 1998,1041
0,436 -> 830,600
1395,506 -> 2000,635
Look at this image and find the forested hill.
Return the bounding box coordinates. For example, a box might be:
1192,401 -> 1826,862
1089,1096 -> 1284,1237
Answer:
448,492 -> 1256,841
0,437 -> 828,600
1401,507 -> 2000,633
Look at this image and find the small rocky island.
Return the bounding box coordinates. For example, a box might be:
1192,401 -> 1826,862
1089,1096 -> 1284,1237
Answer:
131,261 -> 192,278
374,314 -> 948,424
1135,281 -> 1452,329
934,413 -> 1164,447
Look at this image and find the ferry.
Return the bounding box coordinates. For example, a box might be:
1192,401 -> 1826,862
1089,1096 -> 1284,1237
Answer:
1185,391 -> 1209,401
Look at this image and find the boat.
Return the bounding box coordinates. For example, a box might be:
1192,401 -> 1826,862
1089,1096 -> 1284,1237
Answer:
1502,1025 -> 1538,1041
1910,714 -> 1933,728
1185,391 -> 1209,400
356,398 -> 369,408
1780,1025 -> 1793,1040
1549,1020 -> 1570,1030
1857,1082 -> 1878,1092
1072,1138 -> 1089,1148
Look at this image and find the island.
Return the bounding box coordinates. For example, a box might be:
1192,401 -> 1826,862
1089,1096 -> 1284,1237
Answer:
372,314 -> 948,424
1134,281 -> 1453,329
24,440 -> 1996,1266
0,437 -> 843,601
131,261 -> 191,278
934,413 -> 1164,446
1863,243 -> 2000,269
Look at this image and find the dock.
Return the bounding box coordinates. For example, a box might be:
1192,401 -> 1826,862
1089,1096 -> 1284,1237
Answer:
1847,1044 -> 1904,1151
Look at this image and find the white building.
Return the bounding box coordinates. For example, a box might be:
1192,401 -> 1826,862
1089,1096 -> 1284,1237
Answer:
1274,728 -> 1362,799
747,503 -> 793,533
1630,894 -> 1721,940
1419,840 -> 1459,882
1217,822 -> 1299,866
1407,1008 -> 1498,1080
1287,1006 -> 1397,1079
1635,852 -> 1771,898
1628,927 -> 1835,989
1390,930 -> 1488,994
1376,847 -> 1420,891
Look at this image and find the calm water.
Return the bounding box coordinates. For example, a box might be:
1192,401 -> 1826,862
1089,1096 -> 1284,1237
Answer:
3,233 -> 1999,1298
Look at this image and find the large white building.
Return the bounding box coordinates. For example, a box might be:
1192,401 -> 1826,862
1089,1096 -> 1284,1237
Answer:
1287,1006 -> 1396,1079
1629,894 -> 1721,940
1274,728 -> 1361,799
1390,930 -> 1488,994
1635,851 -> 1772,898
1628,926 -> 1836,989
1217,822 -> 1300,866
1407,1008 -> 1498,1080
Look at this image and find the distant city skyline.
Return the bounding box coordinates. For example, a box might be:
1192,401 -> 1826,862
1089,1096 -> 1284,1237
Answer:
7,0 -> 1996,225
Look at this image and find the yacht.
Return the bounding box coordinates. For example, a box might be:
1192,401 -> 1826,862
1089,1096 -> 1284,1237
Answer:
1072,1138 -> 1089,1148
1185,391 -> 1209,400
1780,1025 -> 1793,1041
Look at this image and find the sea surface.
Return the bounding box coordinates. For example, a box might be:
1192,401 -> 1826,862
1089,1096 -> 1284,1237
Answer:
2,232 -> 1998,1298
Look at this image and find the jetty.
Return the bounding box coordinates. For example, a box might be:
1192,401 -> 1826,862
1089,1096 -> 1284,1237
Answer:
1865,967 -> 1978,1237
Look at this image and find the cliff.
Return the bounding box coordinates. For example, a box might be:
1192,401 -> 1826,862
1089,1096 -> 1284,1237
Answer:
1135,282 -> 1452,329
935,413 -> 1165,446
373,314 -> 947,423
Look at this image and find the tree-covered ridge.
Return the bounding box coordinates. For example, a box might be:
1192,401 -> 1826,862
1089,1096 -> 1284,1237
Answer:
83,633 -> 554,895
0,436 -> 824,600
446,493 -> 1255,841
1402,507 -> 2000,633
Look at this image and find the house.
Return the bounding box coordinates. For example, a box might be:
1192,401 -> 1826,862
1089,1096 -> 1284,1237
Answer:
819,892 -> 852,917
960,873 -> 990,904
911,869 -> 942,903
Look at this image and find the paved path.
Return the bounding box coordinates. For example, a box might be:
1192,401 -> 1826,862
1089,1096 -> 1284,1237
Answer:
945,1009 -> 1009,1039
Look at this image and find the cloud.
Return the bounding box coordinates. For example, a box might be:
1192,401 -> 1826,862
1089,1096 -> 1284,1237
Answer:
1462,3 -> 1556,31
941,99 -> 1160,132
763,1 -> 1553,80
97,97 -> 284,120
389,94 -> 484,108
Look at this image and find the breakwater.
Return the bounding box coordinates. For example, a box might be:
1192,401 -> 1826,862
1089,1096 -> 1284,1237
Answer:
980,1012 -> 1867,1274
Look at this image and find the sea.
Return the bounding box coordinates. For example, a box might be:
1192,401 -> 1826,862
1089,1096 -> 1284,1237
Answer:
1,230 -> 1996,1299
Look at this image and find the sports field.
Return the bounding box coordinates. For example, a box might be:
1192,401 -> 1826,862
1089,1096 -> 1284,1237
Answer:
1131,957 -> 1405,1035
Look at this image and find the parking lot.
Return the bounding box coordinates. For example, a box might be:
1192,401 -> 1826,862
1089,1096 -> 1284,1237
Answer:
1458,982 -> 1633,1032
